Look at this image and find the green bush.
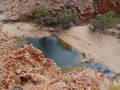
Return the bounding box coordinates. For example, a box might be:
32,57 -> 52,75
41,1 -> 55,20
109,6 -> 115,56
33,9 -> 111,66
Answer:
56,8 -> 78,29
19,14 -> 26,21
31,5 -> 49,18
90,11 -> 117,32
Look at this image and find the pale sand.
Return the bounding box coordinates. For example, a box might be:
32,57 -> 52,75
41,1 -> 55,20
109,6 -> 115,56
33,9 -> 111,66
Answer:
1,22 -> 120,73
0,22 -> 51,38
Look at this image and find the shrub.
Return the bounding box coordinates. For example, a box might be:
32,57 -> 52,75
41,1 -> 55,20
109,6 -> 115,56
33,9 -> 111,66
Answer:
31,5 -> 49,18
33,16 -> 57,26
56,8 -> 78,29
90,11 -> 117,32
19,14 -> 26,21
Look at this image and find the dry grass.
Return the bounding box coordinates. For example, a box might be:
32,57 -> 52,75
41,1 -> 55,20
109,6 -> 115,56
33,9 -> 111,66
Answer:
108,85 -> 120,90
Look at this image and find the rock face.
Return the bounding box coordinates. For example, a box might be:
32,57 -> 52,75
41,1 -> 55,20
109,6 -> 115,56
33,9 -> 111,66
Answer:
66,69 -> 113,90
0,32 -> 15,56
0,45 -> 62,89
94,0 -> 120,14
0,0 -> 95,21
0,0 -> 119,21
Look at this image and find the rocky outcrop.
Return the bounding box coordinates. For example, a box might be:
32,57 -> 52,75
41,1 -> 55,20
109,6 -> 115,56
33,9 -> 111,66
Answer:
66,69 -> 113,90
0,32 -> 15,56
0,45 -> 62,89
0,0 -> 120,21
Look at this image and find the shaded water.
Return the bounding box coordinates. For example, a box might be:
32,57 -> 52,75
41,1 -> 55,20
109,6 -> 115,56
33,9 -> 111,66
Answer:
26,37 -> 83,66
89,63 -> 115,77
26,37 -> 115,77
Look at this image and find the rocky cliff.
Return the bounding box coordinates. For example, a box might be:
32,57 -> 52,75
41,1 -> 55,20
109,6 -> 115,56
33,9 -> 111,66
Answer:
0,0 -> 120,21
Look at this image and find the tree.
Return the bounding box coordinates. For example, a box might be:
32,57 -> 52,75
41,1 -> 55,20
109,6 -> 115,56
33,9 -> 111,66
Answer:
90,11 -> 116,32
56,8 -> 78,29
31,5 -> 49,18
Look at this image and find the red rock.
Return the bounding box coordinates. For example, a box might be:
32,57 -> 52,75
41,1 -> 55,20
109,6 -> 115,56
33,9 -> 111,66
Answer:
0,45 -> 62,89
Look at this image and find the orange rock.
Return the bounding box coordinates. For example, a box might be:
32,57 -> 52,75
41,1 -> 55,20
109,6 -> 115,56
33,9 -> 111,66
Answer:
0,45 -> 62,89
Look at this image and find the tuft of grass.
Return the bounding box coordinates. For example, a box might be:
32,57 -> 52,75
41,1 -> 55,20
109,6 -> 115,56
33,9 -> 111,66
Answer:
61,62 -> 89,74
14,36 -> 26,48
63,75 -> 73,83
19,14 -> 26,21
108,85 -> 120,90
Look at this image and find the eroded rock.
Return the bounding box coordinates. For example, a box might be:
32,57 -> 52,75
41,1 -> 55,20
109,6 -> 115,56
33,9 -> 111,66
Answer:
66,69 -> 113,90
0,45 -> 62,89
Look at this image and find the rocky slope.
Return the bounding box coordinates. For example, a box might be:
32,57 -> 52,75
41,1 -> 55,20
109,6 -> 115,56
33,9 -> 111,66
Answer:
0,0 -> 120,21
0,31 -> 115,90
0,44 -> 62,90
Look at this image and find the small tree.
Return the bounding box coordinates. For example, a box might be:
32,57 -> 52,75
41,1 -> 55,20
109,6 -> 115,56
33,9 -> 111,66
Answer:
90,11 -> 116,32
56,8 -> 78,29
31,5 -> 49,18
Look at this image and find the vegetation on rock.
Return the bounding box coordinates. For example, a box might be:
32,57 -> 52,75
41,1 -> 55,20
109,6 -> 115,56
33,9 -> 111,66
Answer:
14,36 -> 26,48
61,62 -> 89,74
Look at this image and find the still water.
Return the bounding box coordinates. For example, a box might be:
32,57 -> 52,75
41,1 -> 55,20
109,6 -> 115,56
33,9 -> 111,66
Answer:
26,37 -> 83,66
26,37 -> 115,77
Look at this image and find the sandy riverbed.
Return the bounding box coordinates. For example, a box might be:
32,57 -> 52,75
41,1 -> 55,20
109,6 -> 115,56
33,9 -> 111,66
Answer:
1,22 -> 120,73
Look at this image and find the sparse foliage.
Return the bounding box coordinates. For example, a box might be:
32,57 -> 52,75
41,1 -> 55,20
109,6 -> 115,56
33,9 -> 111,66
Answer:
56,8 -> 78,29
31,5 -> 49,18
19,14 -> 26,21
61,62 -> 88,74
63,75 -> 73,83
14,36 -> 26,48
90,11 -> 117,32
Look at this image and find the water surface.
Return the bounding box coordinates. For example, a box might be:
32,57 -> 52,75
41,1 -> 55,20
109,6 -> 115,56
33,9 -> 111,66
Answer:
26,37 -> 83,66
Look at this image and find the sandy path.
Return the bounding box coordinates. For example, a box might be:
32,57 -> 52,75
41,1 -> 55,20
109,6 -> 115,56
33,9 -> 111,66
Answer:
0,22 -> 51,38
1,22 -> 120,73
